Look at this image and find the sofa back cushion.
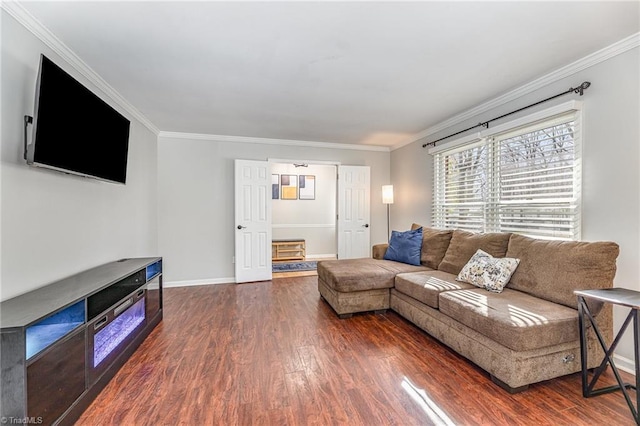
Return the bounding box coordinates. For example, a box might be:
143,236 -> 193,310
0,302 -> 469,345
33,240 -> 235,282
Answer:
506,234 -> 619,308
411,224 -> 453,269
437,230 -> 511,275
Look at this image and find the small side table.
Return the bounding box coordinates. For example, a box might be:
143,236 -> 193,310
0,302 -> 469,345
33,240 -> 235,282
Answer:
575,288 -> 640,424
272,239 -> 306,261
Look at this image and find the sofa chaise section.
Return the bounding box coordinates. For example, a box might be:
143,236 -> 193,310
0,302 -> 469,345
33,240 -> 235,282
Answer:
317,258 -> 428,318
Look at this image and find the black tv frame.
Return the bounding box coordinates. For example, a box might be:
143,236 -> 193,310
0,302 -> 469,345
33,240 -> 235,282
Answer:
25,54 -> 131,185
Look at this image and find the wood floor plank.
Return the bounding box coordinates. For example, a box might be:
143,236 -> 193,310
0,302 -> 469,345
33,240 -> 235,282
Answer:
75,276 -> 638,425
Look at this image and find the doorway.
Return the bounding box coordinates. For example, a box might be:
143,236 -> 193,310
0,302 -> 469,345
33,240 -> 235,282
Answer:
234,159 -> 371,283
270,162 -> 338,263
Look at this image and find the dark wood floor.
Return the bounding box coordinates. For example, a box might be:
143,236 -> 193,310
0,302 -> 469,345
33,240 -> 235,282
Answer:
76,276 -> 636,425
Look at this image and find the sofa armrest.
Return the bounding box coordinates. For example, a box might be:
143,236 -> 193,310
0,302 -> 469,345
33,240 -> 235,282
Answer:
372,243 -> 389,260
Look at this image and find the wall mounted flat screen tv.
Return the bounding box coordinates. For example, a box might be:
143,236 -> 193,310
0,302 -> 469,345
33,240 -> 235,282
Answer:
27,54 -> 131,184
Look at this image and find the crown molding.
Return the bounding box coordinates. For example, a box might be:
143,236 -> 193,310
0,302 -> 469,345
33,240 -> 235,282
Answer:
7,0 -> 636,149
158,131 -> 391,152
392,32 -> 640,151
2,1 -> 160,135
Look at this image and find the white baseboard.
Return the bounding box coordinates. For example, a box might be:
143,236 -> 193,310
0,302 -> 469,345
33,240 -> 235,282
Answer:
613,353 -> 636,376
272,224 -> 336,229
305,254 -> 337,260
164,277 -> 235,288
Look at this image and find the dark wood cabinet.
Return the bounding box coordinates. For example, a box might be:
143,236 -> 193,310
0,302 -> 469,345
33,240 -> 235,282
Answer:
27,328 -> 85,424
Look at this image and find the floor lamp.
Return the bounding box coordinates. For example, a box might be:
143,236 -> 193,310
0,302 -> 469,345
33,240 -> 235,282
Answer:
382,185 -> 394,242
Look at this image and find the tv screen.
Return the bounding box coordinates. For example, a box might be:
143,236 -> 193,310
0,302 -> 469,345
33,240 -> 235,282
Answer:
27,55 -> 131,184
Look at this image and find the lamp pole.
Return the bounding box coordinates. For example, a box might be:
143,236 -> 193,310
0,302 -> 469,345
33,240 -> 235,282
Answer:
382,185 -> 394,242
387,203 -> 391,242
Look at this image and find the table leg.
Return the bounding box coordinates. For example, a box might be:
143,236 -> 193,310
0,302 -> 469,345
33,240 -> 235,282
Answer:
635,309 -> 639,424
578,296 -> 589,397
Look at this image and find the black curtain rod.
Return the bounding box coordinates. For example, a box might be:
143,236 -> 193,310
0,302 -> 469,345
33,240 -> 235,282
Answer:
422,81 -> 591,148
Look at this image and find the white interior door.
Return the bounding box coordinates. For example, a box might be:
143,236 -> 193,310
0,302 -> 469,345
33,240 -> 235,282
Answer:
234,159 -> 272,283
337,165 -> 370,259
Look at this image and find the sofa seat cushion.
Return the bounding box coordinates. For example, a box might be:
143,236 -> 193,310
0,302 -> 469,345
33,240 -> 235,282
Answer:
317,258 -> 428,292
438,288 -> 579,351
395,271 -> 475,309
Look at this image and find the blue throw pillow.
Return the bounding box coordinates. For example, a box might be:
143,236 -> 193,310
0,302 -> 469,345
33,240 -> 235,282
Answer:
383,227 -> 423,266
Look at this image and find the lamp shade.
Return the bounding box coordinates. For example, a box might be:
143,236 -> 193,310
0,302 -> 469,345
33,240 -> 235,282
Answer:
382,185 -> 394,204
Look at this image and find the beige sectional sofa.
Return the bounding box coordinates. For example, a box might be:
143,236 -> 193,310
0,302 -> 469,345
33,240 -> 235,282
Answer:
317,225 -> 619,392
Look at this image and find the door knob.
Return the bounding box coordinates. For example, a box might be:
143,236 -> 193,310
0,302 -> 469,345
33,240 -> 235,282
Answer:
237,225 -> 246,230
363,224 -> 369,228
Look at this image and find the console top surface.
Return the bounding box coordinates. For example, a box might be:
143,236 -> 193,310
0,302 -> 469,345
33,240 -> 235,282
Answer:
1,257 -> 161,329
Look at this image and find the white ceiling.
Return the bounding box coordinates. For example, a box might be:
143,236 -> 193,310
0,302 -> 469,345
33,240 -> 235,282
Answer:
20,1 -> 640,147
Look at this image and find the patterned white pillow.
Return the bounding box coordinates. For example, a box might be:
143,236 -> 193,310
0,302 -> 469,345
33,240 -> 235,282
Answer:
456,249 -> 520,293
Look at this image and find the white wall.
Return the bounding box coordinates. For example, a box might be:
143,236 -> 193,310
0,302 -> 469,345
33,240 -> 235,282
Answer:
1,11 -> 159,301
391,46 -> 640,366
271,163 -> 336,257
158,136 -> 389,284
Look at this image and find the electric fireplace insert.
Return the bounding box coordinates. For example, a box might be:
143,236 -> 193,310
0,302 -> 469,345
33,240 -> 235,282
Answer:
87,278 -> 147,385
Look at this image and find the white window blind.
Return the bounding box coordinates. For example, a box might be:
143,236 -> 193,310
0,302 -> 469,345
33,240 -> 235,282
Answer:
433,141 -> 489,233
433,110 -> 581,240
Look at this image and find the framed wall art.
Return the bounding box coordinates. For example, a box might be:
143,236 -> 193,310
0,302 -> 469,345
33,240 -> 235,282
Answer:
272,174 -> 279,199
281,174 -> 298,200
299,175 -> 316,200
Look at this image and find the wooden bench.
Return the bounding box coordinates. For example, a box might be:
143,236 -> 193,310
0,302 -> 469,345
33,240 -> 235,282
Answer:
272,239 -> 306,261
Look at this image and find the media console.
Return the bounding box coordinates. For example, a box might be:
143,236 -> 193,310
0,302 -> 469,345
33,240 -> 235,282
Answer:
1,257 -> 162,426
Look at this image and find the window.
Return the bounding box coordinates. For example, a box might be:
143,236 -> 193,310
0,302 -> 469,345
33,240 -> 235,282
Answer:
432,105 -> 581,240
